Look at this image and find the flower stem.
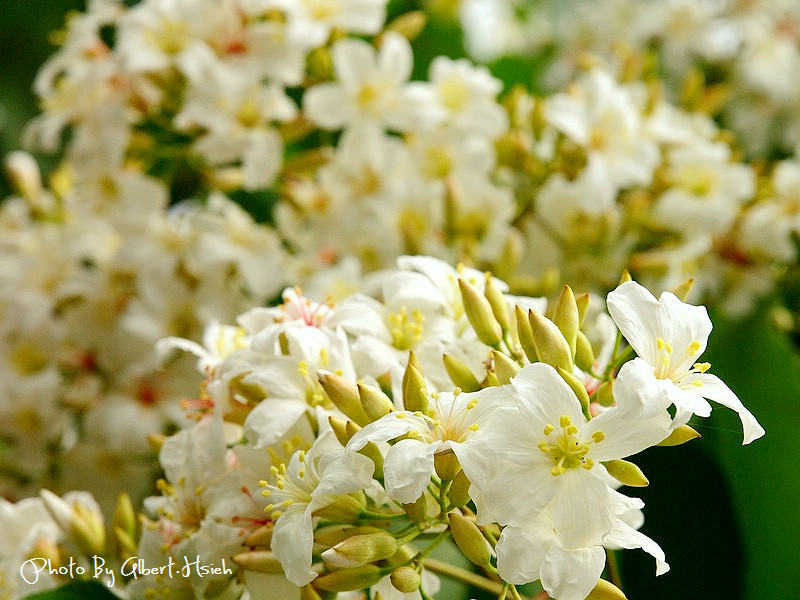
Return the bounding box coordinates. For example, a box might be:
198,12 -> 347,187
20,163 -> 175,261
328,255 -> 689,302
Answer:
606,548 -> 623,590
422,558 -> 505,596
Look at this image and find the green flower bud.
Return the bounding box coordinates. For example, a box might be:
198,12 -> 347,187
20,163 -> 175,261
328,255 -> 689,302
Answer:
447,512 -> 492,568
575,331 -> 596,373
72,501 -> 106,556
595,380 -> 615,406
484,273 -> 510,331
321,532 -> 398,568
586,578 -> 628,600
315,525 -> 384,547
604,459 -> 649,487
657,424 -> 701,446
528,309 -> 573,371
515,305 -> 538,362
491,350 -> 520,385
576,292 -> 590,328
243,523 -> 274,547
447,470 -> 471,508
552,285 -> 579,356
232,550 -> 284,574
384,10 -> 427,41
314,494 -> 365,523
402,492 -> 428,524
112,492 -> 137,545
329,416 -> 354,446
443,353 -> 481,392
390,566 -> 421,593
318,371 -> 370,426
556,366 -> 590,415
314,565 -> 385,592
671,278 -> 694,302
434,448 -> 461,482
358,383 -> 394,422
358,441 -> 384,480
459,278 -> 502,346
402,363 -> 429,414
114,526 -> 137,561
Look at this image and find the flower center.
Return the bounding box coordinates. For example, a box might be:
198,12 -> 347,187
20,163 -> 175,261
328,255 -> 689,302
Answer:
387,306 -> 425,350
538,415 -> 604,477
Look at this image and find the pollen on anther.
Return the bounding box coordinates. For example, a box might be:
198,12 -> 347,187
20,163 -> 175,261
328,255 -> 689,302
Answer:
468,424 -> 479,431
591,431 -> 605,443
559,416 -> 571,428
258,480 -> 268,487
543,424 -> 554,436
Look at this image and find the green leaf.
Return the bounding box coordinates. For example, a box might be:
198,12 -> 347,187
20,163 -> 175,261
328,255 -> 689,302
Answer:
703,307 -> 800,600
23,580 -> 119,600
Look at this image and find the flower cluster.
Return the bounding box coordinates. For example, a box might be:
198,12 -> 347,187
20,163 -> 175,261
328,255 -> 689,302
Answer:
8,257 -> 751,600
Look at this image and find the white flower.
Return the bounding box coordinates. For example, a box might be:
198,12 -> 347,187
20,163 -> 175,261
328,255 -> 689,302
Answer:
346,387 -> 503,503
303,33 -> 420,131
607,280 -> 765,444
460,363 -> 670,544
260,431 -> 374,585
495,491 -> 668,600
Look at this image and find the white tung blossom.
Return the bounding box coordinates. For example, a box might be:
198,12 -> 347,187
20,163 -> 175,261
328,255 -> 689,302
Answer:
607,280 -> 765,444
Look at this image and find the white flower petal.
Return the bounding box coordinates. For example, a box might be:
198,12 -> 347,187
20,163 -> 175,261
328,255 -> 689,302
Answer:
346,412 -> 429,452
383,438 -> 438,503
605,520 -> 670,576
584,405 -> 671,462
243,399 -> 309,448
540,543 -> 606,600
495,520 -> 552,584
271,508 -> 316,586
550,471 -> 614,549
607,281 -> 669,364
690,373 -> 765,444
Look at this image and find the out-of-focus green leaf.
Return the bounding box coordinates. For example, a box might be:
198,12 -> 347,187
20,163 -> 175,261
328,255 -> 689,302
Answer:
23,580 -> 119,600
703,307 -> 800,600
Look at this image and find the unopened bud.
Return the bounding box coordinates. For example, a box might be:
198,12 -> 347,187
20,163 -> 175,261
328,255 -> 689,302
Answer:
556,367 -> 590,414
671,278 -> 694,302
604,459 -> 649,487
448,512 -> 492,568
552,285 -> 579,356
447,470 -> 471,508
484,273 -> 510,331
657,424 -> 701,446
329,416 -> 353,446
595,380 -> 615,407
113,492 -> 136,542
358,383 -> 394,422
586,578 -> 628,600
575,331 -> 596,372
314,494 -> 365,523
402,492 -> 428,524
443,354 -> 481,392
515,305 -> 538,362
232,550 -> 284,574
307,46 -> 333,81
72,501 -> 106,555
402,363 -> 429,414
491,350 -> 520,385
384,10 -> 427,41
301,585 -> 324,600
321,532 -> 398,568
114,526 -> 137,560
390,566 -> 421,593
618,270 -> 632,285
318,371 -> 370,426
314,565 -> 385,592
459,278 -> 502,346
315,525 -> 383,547
576,292 -> 590,327
243,523 -> 274,547
434,448 -> 461,482
358,441 -> 384,480
529,310 -> 573,371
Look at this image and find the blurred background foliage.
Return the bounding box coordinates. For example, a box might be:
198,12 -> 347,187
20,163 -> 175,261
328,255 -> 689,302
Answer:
2,2 -> 798,599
